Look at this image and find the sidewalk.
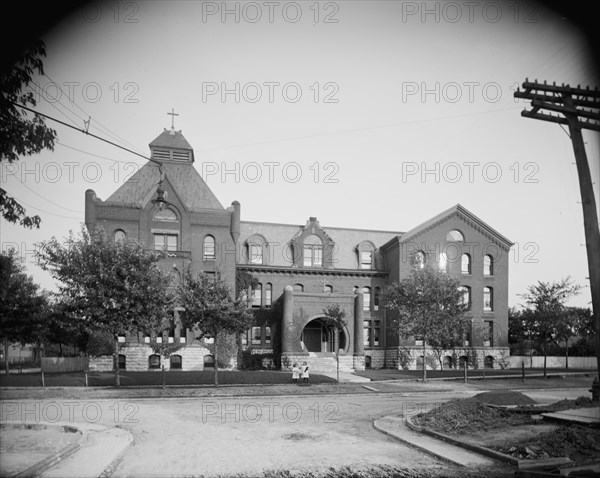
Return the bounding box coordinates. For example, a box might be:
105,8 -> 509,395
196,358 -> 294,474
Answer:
374,414 -> 497,468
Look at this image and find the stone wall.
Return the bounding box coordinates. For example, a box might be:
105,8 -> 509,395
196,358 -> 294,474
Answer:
89,356 -> 113,372
364,349 -> 385,369
386,346 -> 510,370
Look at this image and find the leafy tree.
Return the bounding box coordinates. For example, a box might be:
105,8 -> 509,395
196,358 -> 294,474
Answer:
322,303 -> 347,382
0,250 -> 48,373
36,226 -> 172,386
518,277 -> 582,377
176,268 -> 254,386
509,306 -> 538,359
1,40 -> 57,228
554,307 -> 593,368
382,266 -> 467,381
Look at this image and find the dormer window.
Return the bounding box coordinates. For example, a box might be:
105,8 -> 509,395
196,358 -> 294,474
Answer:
303,235 -> 323,267
357,241 -> 375,270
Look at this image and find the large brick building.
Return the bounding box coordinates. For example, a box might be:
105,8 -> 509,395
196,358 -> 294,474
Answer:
85,126 -> 512,372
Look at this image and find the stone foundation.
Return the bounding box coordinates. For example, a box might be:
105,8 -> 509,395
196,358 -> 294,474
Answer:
353,354 -> 365,371
386,346 -> 511,370
89,344 -> 214,372
364,350 -> 385,369
89,356 -> 112,372
281,352 -> 354,373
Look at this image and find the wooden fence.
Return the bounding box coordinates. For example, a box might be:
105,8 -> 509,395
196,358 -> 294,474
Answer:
41,357 -> 89,373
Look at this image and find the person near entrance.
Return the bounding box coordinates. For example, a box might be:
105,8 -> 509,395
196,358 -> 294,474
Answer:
301,362 -> 309,383
292,363 -> 300,384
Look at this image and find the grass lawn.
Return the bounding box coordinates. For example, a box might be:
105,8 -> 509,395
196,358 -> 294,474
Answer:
354,368 -> 596,381
0,370 -> 337,388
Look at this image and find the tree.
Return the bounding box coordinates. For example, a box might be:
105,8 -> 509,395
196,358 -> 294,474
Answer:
382,266 -> 467,381
322,303 -> 347,383
0,250 -> 48,373
554,307 -> 592,369
36,226 -> 172,386
518,277 -> 582,378
176,268 -> 254,386
1,40 -> 57,228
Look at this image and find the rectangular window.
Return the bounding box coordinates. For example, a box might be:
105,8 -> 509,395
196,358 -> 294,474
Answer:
241,331 -> 248,346
154,234 -> 177,251
251,284 -> 262,308
484,288 -> 493,311
303,246 -> 323,267
265,327 -> 271,345
313,247 -> 322,266
251,326 -> 262,345
373,321 -> 381,346
250,244 -> 263,264
363,320 -> 371,347
486,321 -> 494,347
265,284 -> 272,307
360,251 -> 372,270
363,288 -> 371,311
439,252 -> 448,272
415,337 -> 424,346
303,247 -> 312,267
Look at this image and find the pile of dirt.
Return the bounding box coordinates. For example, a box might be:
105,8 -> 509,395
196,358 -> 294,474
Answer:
493,423 -> 600,464
411,397 -> 532,435
472,391 -> 536,406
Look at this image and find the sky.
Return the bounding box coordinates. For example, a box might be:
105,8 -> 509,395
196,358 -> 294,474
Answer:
1,0 -> 598,310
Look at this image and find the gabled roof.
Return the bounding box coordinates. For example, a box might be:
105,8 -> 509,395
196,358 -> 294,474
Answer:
104,161 -> 224,210
389,203 -> 513,250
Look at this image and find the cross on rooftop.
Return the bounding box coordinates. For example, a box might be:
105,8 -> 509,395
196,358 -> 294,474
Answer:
167,108 -> 179,129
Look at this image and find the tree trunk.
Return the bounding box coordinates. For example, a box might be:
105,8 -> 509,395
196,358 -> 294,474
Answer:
543,342 -> 547,379
114,336 -> 120,387
214,338 -> 219,387
422,341 -> 427,382
565,339 -> 569,369
4,338 -> 9,375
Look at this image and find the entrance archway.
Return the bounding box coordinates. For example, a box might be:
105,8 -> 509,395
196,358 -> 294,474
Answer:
301,318 -> 346,353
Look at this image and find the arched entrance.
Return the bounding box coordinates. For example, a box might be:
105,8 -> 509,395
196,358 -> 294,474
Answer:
301,318 -> 346,353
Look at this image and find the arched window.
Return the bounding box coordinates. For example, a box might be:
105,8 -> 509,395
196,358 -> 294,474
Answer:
293,283 -> 304,292
148,354 -> 161,369
483,287 -> 493,311
170,355 -> 182,369
461,254 -> 471,274
203,235 -> 216,260
169,267 -> 181,286
458,286 -> 471,310
363,287 -> 371,311
303,235 -> 323,267
153,208 -> 178,222
446,230 -> 464,242
484,255 -> 493,276
324,285 -> 333,293
114,229 -> 126,245
414,250 -> 426,269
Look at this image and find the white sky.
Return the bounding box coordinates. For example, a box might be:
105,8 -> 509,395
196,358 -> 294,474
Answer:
1,0 -> 598,310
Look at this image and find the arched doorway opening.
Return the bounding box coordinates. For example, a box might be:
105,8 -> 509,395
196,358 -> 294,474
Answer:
301,318 -> 346,353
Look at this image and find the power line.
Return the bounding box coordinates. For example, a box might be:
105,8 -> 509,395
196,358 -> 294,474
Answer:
12,102 -> 158,165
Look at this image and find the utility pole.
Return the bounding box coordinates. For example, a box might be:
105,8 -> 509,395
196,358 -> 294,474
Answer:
514,80 -> 600,377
